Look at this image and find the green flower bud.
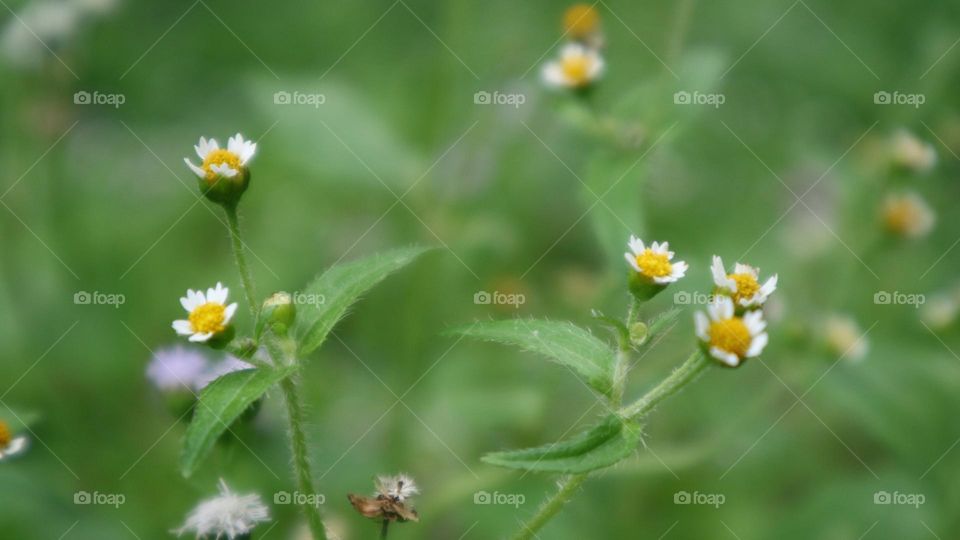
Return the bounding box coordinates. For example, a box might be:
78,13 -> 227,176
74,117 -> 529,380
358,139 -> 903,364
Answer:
198,168 -> 250,207
261,292 -> 296,335
629,322 -> 648,347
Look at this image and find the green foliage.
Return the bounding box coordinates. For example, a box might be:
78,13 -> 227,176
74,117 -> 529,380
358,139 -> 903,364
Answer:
180,366 -> 296,477
482,415 -> 643,473
453,319 -> 617,397
293,246 -> 431,356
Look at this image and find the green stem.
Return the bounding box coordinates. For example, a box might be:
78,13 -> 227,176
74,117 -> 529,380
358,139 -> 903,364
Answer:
620,349 -> 709,419
223,204 -> 259,319
380,519 -> 390,539
279,374 -> 328,540
511,473 -> 589,540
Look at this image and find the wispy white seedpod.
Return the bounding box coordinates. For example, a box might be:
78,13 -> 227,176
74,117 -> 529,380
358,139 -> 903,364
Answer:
890,129 -> 936,173
175,479 -> 270,539
376,474 -> 419,502
821,314 -> 868,361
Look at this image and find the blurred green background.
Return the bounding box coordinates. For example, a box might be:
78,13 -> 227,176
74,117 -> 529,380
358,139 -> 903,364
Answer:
1,0 -> 959,538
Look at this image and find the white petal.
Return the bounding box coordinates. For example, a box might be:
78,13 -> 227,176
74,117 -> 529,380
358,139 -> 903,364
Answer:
671,260 -> 688,279
542,63 -> 567,87
211,163 -> 238,177
223,303 -> 238,324
208,283 -> 228,304
628,235 -> 645,254
184,158 -> 206,179
711,256 -> 727,285
709,347 -> 740,366
743,310 -> 767,335
760,275 -> 778,296
189,332 -> 213,343
181,294 -> 200,312
172,320 -> 194,335
694,312 -> 710,341
587,55 -> 604,79
624,252 -> 640,272
717,297 -> 734,319
734,263 -> 757,278
560,42 -> 586,60
746,332 -> 768,357
239,141 -> 256,165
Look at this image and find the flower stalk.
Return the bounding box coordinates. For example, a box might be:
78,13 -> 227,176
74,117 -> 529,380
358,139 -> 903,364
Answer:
511,473 -> 589,540
620,349 -> 709,419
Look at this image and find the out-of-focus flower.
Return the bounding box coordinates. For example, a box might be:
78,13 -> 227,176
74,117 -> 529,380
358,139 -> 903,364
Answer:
882,191 -> 935,239
173,283 -> 238,343
175,479 -> 270,539
890,129 -> 936,173
184,134 -> 256,205
146,345 -> 209,392
820,314 -> 868,361
542,43 -> 604,89
710,256 -> 777,309
563,4 -> 600,41
920,294 -> 958,330
0,0 -> 119,69
695,297 -> 768,367
0,420 -> 28,461
195,356 -> 253,390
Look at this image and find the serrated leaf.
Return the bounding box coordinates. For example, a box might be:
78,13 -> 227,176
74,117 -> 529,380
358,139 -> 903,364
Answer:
294,246 -> 430,356
483,415 -> 642,473
454,319 -> 616,396
180,366 -> 295,477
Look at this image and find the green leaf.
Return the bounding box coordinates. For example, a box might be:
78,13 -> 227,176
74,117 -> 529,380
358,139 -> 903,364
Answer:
453,319 -> 616,396
482,415 -> 642,473
180,366 -> 295,477
293,246 -> 430,356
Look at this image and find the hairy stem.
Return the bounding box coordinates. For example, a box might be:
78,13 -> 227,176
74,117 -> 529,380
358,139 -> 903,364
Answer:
223,204 -> 259,319
279,374 -> 328,540
620,349 -> 709,419
380,519 -> 390,539
511,474 -> 589,540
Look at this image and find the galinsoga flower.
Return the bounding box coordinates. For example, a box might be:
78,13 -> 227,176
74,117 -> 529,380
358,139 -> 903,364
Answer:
562,3 -> 600,41
542,43 -> 604,89
890,129 -> 936,173
172,283 -> 238,343
175,479 -> 270,539
184,134 -> 256,205
711,256 -> 778,309
0,420 -> 27,461
695,297 -> 768,367
882,191 -> 935,239
624,236 -> 687,299
821,314 -> 868,361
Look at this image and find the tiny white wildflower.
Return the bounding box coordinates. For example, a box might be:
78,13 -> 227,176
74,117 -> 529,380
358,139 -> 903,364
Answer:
624,235 -> 688,284
890,129 -> 936,173
695,296 -> 768,367
375,474 -> 419,502
184,134 -> 256,183
175,479 -> 270,539
172,282 -> 238,343
542,43 -> 604,89
882,191 -> 935,239
921,294 -> 958,330
821,314 -> 868,361
0,420 -> 28,461
711,256 -> 778,309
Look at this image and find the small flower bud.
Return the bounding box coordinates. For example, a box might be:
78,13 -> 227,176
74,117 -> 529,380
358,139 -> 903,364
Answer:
628,322 -> 648,347
261,292 -> 296,334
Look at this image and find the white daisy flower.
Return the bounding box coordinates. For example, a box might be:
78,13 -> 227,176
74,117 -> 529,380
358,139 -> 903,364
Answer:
624,235 -> 688,284
921,294 -> 958,330
883,191 -> 935,239
821,314 -> 868,361
711,256 -> 778,309
175,479 -> 270,539
172,283 -> 238,343
542,43 -> 604,89
184,134 -> 256,182
376,474 -> 419,502
890,129 -> 936,173
695,296 -> 768,367
0,420 -> 28,461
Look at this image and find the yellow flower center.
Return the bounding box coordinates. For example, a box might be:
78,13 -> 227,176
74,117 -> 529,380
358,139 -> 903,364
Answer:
635,249 -> 673,278
201,149 -> 242,181
563,4 -> 599,38
883,199 -> 921,235
728,273 -> 760,303
0,420 -> 10,448
561,55 -> 593,86
708,318 -> 751,358
188,302 -> 227,335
